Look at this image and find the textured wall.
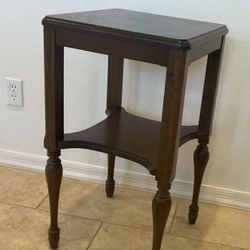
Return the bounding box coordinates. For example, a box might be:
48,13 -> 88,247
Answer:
0,1 -> 250,193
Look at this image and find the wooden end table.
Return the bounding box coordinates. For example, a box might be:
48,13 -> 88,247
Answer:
42,9 -> 228,250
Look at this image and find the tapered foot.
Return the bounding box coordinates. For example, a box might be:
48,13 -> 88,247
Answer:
189,143 -> 209,225
105,154 -> 115,198
48,227 -> 60,249
152,184 -> 172,250
105,180 -> 115,198
188,205 -> 199,224
46,151 -> 63,249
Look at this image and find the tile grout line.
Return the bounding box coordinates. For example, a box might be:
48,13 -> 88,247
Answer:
0,198 -> 248,249
0,166 -> 248,249
0,192 -> 49,211
35,194 -> 49,209
168,232 -> 248,250
0,199 -> 43,210
41,209 -> 156,233
86,221 -> 103,250
0,196 -> 247,250
37,206 -> 179,234
37,207 -> 103,224
1,196 -> 247,250
99,221 -> 153,233
0,198 -> 248,250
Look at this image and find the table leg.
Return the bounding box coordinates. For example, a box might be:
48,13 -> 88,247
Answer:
106,153 -> 115,198
46,151 -> 63,249
105,55 -> 124,197
152,50 -> 189,250
189,143 -> 209,224
189,37 -> 225,224
44,25 -> 64,249
152,184 -> 172,250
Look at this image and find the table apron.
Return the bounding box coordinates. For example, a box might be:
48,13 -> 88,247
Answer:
188,36 -> 223,63
55,29 -> 168,66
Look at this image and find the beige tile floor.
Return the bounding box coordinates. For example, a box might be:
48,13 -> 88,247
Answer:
0,165 -> 249,250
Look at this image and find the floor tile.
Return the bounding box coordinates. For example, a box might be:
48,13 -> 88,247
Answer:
89,223 -> 241,250
170,199 -> 250,249
0,166 -> 47,208
39,178 -> 177,232
0,202 -> 101,250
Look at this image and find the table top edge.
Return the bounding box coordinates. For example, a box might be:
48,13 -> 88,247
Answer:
42,11 -> 228,50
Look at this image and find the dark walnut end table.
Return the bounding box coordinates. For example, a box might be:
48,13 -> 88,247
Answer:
42,9 -> 228,250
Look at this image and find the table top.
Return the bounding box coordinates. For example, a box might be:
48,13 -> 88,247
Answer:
43,8 -> 228,49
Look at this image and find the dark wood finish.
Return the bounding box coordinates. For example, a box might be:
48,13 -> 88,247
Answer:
43,9 -> 227,50
56,29 -> 169,66
106,55 -> 124,113
42,9 -> 227,250
60,108 -> 202,175
188,38 -> 225,225
105,55 -> 124,197
43,8 -> 228,64
188,37 -> 222,63
106,154 -> 116,198
152,50 -> 189,249
43,25 -> 64,249
189,143 -> 209,224
45,151 -> 63,249
152,184 -> 171,250
43,26 -> 64,151
157,50 -> 189,183
198,38 -> 225,142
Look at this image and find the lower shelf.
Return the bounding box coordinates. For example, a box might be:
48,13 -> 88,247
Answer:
60,108 -> 202,175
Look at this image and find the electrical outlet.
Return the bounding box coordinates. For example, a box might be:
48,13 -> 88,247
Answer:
6,77 -> 23,106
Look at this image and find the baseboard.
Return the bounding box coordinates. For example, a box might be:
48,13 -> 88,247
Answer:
0,148 -> 249,211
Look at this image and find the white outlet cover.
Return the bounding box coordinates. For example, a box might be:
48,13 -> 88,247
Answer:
6,77 -> 23,107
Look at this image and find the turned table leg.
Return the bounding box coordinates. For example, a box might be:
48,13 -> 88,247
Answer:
105,55 -> 124,196
152,50 -> 189,250
44,25 -> 64,249
189,142 -> 209,224
46,151 -> 63,249
152,184 -> 172,250
189,37 -> 225,224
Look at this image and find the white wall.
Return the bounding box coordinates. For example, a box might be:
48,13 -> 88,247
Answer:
0,1 -> 250,206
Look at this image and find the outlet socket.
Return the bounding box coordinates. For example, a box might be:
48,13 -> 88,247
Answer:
6,77 -> 23,106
